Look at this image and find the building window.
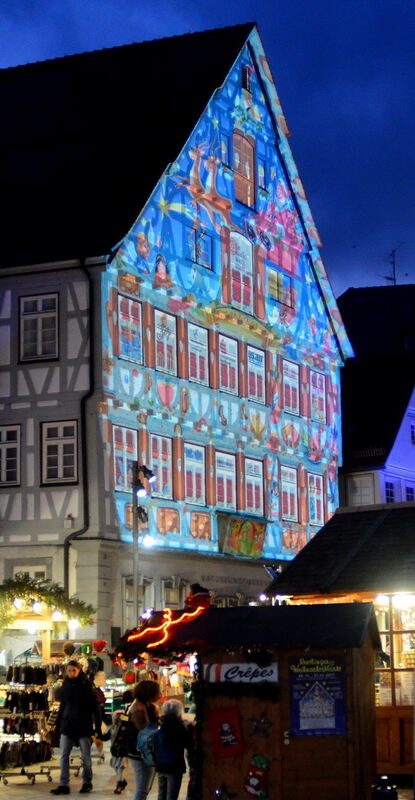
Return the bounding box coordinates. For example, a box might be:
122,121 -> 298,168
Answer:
258,157 -> 267,190
230,231 -> 253,314
268,268 -> 294,308
242,64 -> 252,93
307,473 -> 324,526
233,131 -> 255,208
347,474 -> 375,506
188,324 -> 209,386
118,295 -> 143,363
385,481 -> 395,503
220,134 -> 230,167
215,452 -> 236,509
310,370 -> 326,423
247,346 -> 265,404
150,434 -> 173,499
13,566 -> 47,581
113,425 -> 137,491
405,486 -> 414,502
0,426 -> 20,485
281,465 -> 298,521
123,576 -> 153,631
42,422 -> 77,484
218,334 -> 238,395
282,360 -> 299,415
184,443 -> 205,505
185,227 -> 212,269
374,594 -> 415,706
411,423 -> 415,444
154,310 -> 177,375
20,293 -> 58,361
245,458 -> 264,515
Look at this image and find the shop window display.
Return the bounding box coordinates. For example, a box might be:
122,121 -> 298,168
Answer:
374,593 -> 415,706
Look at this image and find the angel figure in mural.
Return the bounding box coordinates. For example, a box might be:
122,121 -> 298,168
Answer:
136,232 -> 151,260
153,254 -> 173,289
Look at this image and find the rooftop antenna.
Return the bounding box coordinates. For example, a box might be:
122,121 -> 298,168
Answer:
380,244 -> 404,285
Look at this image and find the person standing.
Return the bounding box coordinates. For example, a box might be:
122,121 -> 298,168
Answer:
50,660 -> 102,795
127,679 -> 160,800
154,700 -> 193,800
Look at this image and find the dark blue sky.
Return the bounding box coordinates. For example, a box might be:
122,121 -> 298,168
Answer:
2,0 -> 414,298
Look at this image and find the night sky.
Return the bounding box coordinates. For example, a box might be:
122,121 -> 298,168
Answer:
2,0 -> 414,298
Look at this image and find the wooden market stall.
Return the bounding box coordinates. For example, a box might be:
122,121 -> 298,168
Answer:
266,503 -> 415,777
116,602 -> 380,800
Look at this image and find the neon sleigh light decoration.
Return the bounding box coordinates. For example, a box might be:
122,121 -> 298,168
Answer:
127,605 -> 206,649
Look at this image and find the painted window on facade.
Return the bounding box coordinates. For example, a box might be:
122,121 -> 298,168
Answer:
233,131 -> 255,208
282,360 -> 299,415
188,324 -> 209,385
230,231 -> 253,313
307,472 -> 324,526
220,134 -> 230,166
281,465 -> 298,521
258,157 -> 267,190
157,508 -> 180,535
242,64 -> 252,93
118,295 -> 143,363
150,434 -> 173,499
215,451 -> 236,509
245,458 -> 264,515
185,226 -> 212,269
42,421 -> 77,483
113,425 -> 137,491
347,474 -> 375,506
218,334 -> 238,395
310,370 -> 326,423
247,346 -> 265,404
20,293 -> 58,361
154,310 -> 177,375
184,443 -> 205,505
268,268 -> 294,308
190,511 -> 211,540
0,426 -> 20,485
385,481 -> 395,503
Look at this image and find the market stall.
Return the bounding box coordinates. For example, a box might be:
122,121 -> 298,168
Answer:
114,602 -> 381,800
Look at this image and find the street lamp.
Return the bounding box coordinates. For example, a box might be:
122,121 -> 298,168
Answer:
131,462 -> 154,624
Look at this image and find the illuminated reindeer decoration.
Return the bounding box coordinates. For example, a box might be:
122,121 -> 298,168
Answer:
177,140 -> 238,232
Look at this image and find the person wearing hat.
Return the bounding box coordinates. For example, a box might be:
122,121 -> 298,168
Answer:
50,661 -> 102,795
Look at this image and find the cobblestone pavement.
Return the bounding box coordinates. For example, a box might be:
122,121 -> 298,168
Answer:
0,742 -> 412,799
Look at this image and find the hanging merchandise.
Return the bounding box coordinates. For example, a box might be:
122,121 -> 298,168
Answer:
243,755 -> 270,798
81,643 -> 93,656
208,706 -> 244,759
63,642 -> 75,656
93,639 -> 107,653
248,712 -> 274,737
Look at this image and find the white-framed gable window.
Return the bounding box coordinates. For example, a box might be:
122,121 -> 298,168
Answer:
188,324 -> 209,386
281,465 -> 298,521
282,360 -> 299,415
230,231 -> 253,314
346,474 -> 375,506
307,472 -> 324,526
150,434 -> 173,499
42,421 -> 77,484
20,293 -> 58,360
118,295 -> 143,363
154,310 -> 177,375
245,458 -> 263,515
310,370 -> 326,423
215,451 -> 236,509
219,334 -> 238,395
247,346 -> 265,404
184,443 -> 205,505
0,426 -> 20,485
113,425 -> 137,491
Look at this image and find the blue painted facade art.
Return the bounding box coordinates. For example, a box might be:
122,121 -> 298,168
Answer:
100,28 -> 352,561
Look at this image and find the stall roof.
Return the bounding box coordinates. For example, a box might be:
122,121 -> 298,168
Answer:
119,602 -> 380,658
267,503 -> 415,598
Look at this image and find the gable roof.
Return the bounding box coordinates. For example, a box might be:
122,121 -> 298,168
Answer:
0,23 -> 254,268
117,602 -> 380,659
267,503 -> 415,597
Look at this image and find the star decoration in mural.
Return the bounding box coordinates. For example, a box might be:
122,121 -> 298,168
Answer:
249,711 -> 274,737
212,116 -> 219,128
157,196 -> 170,216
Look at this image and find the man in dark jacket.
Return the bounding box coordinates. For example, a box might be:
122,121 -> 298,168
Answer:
50,660 -> 102,795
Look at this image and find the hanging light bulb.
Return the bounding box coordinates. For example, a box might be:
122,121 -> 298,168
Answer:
52,610 -> 63,622
32,600 -> 42,613
27,623 -> 37,635
68,618 -> 79,630
13,597 -> 23,609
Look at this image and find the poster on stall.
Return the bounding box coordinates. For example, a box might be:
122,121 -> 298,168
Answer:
208,706 -> 245,759
289,655 -> 346,735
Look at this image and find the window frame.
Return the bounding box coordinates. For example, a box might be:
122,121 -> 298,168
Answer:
233,131 -> 255,209
41,421 -> 77,485
218,334 -> 239,395
112,424 -> 138,492
267,267 -> 294,308
229,231 -> 254,314
307,472 -> 324,526
154,309 -> 177,376
149,433 -> 173,499
187,323 -> 209,386
184,442 -> 206,506
185,226 -> 213,269
20,293 -> 59,362
310,369 -> 327,423
247,345 -> 266,404
385,480 -> 395,503
0,425 -> 20,486
282,359 -> 300,416
215,451 -> 237,510
244,457 -> 264,515
118,294 -> 143,364
281,465 -> 298,522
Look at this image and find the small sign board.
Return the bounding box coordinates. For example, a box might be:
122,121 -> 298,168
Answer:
203,662 -> 278,683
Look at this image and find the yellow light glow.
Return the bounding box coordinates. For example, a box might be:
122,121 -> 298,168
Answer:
13,597 -> 23,609
392,593 -> 415,610
374,594 -> 389,606
68,618 -> 79,629
52,610 -> 64,621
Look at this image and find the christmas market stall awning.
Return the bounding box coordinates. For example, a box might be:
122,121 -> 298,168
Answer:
113,602 -> 381,662
0,574 -> 95,631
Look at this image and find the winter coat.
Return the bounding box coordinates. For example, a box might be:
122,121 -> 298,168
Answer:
127,699 -> 158,760
155,715 -> 193,775
56,672 -> 102,740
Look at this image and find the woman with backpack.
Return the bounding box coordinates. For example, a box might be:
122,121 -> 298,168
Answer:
128,679 -> 160,800
154,700 -> 193,800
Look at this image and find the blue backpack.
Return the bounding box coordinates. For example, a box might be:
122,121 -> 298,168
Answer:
136,723 -> 158,766
151,728 -> 177,773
